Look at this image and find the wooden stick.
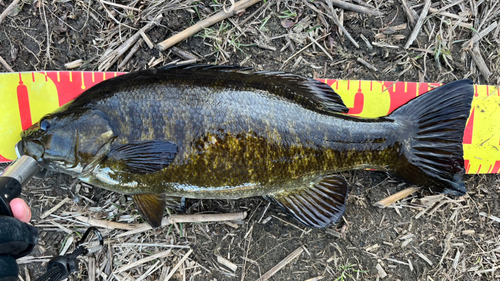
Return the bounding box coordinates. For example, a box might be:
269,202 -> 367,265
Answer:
357,57 -> 378,71
101,0 -> 141,12
479,212 -> 500,224
470,44 -> 491,81
469,21 -> 498,45
0,55 -> 14,72
307,34 -> 333,61
165,249 -> 193,281
280,34 -> 329,70
156,0 -> 261,51
115,249 -> 172,273
399,0 -> 415,26
75,216 -> 138,230
374,186 -> 419,208
171,46 -> 200,61
327,0 -> 383,17
0,0 -> 20,25
98,15 -> 162,71
254,247 -> 304,281
429,7 -> 470,21
117,38 -> 143,70
40,198 -> 71,219
64,59 -> 83,69
327,5 -> 360,48
404,0 -> 431,49
117,211 -> 248,237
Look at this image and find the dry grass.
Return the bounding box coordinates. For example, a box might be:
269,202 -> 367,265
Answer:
1,0 -> 500,280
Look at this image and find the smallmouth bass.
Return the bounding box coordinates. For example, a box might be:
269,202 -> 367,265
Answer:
21,65 -> 474,228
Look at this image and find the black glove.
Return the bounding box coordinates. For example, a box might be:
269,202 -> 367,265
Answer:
0,216 -> 38,281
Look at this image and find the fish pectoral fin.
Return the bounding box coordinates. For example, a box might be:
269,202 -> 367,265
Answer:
132,193 -> 166,228
264,175 -> 349,228
107,140 -> 178,174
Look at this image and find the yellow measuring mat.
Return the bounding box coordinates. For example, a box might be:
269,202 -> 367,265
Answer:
1,71 -> 498,174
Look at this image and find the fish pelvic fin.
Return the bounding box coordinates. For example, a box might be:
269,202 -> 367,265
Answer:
264,175 -> 348,228
132,194 -> 166,228
388,79 -> 474,196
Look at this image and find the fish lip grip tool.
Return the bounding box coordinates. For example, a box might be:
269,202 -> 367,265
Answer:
0,153 -> 42,217
0,143 -> 42,280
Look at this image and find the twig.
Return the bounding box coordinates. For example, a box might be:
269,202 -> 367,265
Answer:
374,186 -> 419,208
165,249 -> 193,281
110,243 -> 190,248
372,42 -> 399,49
470,44 -> 491,81
307,34 -> 333,61
280,34 -> 329,70
118,39 -> 143,70
217,255 -> 238,272
429,7 -> 470,21
75,216 -> 137,230
464,21 -> 498,47
65,59 -> 83,69
171,46 -> 200,61
400,0 -> 415,26
0,0 -> 20,25
98,15 -> 163,71
101,0 -> 141,12
40,198 -> 71,219
40,2 -> 51,63
357,57 -> 378,71
157,0 -> 262,51
117,212 -> 248,237
139,29 -> 154,49
326,4 -> 359,48
0,55 -> 14,72
254,247 -> 304,281
404,0 -> 431,49
414,248 -> 433,266
376,264 -> 387,278
327,0 -> 383,16
479,212 -> 500,224
359,34 -> 373,49
115,250 -> 172,273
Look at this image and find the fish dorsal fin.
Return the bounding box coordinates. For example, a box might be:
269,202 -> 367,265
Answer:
159,64 -> 253,72
258,72 -> 349,114
132,193 -> 166,228
264,175 -> 349,228
107,140 -> 178,174
156,64 -> 349,114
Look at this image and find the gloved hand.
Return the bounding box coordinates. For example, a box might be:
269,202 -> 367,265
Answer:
0,200 -> 38,281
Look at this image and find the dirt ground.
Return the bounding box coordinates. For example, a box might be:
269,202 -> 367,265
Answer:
1,0 -> 499,280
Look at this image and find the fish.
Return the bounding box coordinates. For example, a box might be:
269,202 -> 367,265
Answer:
20,65 -> 474,228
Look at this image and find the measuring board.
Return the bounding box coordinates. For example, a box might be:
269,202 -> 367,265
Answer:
1,71 -> 499,174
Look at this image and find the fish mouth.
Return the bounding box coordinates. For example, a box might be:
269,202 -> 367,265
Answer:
22,140 -> 45,162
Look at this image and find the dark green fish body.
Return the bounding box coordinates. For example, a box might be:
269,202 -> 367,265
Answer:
21,66 -> 474,228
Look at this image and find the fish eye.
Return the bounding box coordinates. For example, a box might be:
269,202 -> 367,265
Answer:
40,119 -> 51,131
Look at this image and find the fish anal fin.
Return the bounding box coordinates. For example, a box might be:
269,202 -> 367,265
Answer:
265,175 -> 349,228
108,140 -> 178,174
132,194 -> 166,228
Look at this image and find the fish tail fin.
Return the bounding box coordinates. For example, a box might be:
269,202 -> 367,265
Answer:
388,80 -> 474,196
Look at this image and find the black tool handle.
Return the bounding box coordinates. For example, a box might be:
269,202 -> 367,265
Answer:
0,177 -> 22,217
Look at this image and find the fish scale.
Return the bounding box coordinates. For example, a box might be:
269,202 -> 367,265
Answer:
21,65 -> 474,228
